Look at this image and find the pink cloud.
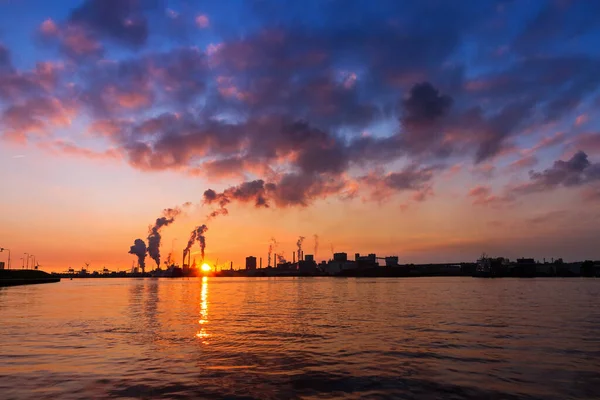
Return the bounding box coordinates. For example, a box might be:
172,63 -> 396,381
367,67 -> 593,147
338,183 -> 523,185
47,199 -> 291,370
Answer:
39,18 -> 59,36
468,185 -> 512,206
87,119 -> 129,138
62,25 -> 103,57
575,114 -> 588,127
41,139 -> 121,160
2,96 -> 75,142
507,154 -> 538,171
195,14 -> 210,28
216,76 -> 250,101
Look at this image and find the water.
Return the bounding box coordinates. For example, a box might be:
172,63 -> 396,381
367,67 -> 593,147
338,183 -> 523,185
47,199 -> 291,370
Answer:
1,277 -> 599,399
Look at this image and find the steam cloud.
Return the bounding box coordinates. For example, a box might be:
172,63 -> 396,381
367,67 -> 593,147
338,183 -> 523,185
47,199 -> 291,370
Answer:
185,224 -> 209,263
268,237 -> 277,267
196,224 -> 208,261
146,207 -> 183,268
128,238 -> 147,272
296,236 -> 305,262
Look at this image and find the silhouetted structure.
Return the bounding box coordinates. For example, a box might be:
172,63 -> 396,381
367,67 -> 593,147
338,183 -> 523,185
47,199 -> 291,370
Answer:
246,256 -> 257,270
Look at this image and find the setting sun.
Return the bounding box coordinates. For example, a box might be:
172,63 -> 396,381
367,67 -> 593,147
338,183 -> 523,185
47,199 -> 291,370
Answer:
201,263 -> 212,272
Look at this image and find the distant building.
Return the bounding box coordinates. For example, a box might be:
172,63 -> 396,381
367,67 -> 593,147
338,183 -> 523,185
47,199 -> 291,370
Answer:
333,253 -> 347,262
245,256 -> 257,270
384,256 -> 399,267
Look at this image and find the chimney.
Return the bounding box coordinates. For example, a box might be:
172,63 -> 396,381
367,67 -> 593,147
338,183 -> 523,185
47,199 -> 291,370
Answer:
260,257 -> 262,269
182,249 -> 186,266
293,252 -> 296,264
230,261 -> 233,270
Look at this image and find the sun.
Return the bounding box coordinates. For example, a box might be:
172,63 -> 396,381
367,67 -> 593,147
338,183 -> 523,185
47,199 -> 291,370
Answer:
201,263 -> 212,272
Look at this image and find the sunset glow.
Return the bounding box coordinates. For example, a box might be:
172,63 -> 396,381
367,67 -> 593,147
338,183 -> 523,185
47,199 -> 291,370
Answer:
201,264 -> 212,273
0,1 -> 599,272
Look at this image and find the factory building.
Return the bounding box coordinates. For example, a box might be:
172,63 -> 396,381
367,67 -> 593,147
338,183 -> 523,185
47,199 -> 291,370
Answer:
245,256 -> 257,270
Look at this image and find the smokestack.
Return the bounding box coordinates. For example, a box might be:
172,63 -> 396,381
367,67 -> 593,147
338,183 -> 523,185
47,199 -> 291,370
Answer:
274,253 -> 277,267
293,252 -> 295,264
260,257 -> 262,268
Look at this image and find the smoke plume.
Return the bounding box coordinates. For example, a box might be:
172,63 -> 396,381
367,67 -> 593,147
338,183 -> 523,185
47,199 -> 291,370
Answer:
203,180 -> 270,217
296,236 -> 305,262
183,228 -> 198,263
146,207 -> 183,268
268,237 -> 277,267
313,234 -> 319,259
196,224 -> 208,261
185,225 -> 209,263
276,253 -> 286,264
128,239 -> 147,272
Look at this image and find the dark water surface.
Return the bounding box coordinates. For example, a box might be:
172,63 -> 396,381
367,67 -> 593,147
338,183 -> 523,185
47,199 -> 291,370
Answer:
1,277 -> 599,399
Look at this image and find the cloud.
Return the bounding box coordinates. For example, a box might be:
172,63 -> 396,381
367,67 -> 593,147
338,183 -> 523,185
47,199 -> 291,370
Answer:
527,210 -> 568,225
68,0 -> 151,48
1,97 -> 75,142
468,185 -> 512,206
507,155 -> 538,172
360,164 -> 438,201
3,1 -> 600,215
195,14 -> 210,29
569,133 -> 600,155
575,114 -> 588,127
41,139 -> 121,160
512,151 -> 600,195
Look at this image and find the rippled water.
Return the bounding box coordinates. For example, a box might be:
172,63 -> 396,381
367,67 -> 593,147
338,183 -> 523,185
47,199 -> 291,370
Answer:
1,277 -> 599,399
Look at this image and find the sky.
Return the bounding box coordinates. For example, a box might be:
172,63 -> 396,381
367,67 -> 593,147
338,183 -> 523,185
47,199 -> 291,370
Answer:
1,0 -> 600,272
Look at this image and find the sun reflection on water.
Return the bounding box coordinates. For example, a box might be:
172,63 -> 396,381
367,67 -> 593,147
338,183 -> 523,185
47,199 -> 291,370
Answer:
196,276 -> 210,343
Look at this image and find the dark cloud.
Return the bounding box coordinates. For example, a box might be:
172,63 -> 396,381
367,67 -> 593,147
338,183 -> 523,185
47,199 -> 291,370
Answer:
400,82 -> 453,154
474,100 -> 535,163
69,0 -> 153,48
203,171 -> 354,212
513,151 -> 600,195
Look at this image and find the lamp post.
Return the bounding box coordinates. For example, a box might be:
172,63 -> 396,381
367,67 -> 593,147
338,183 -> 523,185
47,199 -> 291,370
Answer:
0,248 -> 10,269
20,257 -> 24,269
24,253 -> 29,269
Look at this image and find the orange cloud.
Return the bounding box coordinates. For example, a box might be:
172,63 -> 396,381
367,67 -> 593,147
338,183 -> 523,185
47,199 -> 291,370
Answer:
41,139 -> 122,160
